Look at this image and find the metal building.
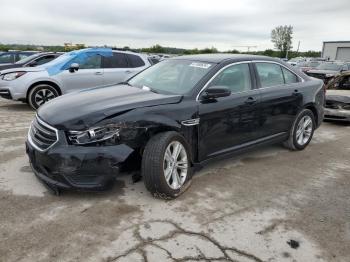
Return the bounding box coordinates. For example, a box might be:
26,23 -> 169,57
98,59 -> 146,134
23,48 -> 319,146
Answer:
322,41 -> 350,61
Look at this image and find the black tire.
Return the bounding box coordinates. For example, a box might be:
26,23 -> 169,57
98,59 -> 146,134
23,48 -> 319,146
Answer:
142,131 -> 193,199
28,84 -> 59,109
283,109 -> 315,151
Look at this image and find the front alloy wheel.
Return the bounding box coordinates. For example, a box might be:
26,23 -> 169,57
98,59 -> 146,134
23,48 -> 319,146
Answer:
142,131 -> 193,199
28,84 -> 59,109
163,141 -> 188,190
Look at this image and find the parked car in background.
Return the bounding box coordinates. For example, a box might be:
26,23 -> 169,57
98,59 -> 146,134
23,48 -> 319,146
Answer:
295,60 -> 322,73
306,61 -> 350,84
0,51 -> 39,64
26,54 -> 324,198
287,57 -> 306,66
147,55 -> 161,65
0,48 -> 151,109
0,52 -> 62,72
324,71 -> 350,122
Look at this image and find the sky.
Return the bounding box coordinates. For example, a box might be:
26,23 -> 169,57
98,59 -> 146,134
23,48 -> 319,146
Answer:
0,0 -> 349,52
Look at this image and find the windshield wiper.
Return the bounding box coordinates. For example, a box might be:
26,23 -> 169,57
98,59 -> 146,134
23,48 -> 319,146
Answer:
118,81 -> 132,86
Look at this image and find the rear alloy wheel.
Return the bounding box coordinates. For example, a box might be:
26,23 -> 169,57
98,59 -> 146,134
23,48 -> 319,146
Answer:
283,109 -> 315,150
28,84 -> 59,109
142,131 -> 193,199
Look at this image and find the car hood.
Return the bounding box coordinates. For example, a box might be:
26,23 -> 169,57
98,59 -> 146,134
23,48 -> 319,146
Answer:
38,84 -> 183,130
0,66 -> 45,74
307,69 -> 338,75
0,64 -> 21,72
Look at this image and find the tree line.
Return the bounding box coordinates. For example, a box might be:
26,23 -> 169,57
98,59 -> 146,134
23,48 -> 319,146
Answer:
0,25 -> 321,59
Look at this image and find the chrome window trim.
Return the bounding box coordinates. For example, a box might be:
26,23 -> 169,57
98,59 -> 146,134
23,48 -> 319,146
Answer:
196,61 -> 253,101
196,60 -> 305,102
27,114 -> 59,152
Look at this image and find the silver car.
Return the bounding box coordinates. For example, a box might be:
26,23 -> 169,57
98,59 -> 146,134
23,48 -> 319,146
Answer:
0,48 -> 151,109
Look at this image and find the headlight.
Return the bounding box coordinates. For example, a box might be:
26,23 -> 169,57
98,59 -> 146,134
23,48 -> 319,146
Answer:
68,125 -> 120,145
1,71 -> 27,81
325,74 -> 334,78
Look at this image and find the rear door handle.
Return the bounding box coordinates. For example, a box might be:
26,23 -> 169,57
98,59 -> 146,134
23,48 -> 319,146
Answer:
95,71 -> 103,75
245,97 -> 257,105
125,70 -> 132,74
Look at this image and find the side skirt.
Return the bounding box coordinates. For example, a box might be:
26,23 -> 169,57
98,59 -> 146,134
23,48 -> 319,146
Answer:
193,132 -> 288,171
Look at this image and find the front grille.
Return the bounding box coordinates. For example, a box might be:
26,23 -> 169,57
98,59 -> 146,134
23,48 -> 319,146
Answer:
325,101 -> 341,109
29,116 -> 58,151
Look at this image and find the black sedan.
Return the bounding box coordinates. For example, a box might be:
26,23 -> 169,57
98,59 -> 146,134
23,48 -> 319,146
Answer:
26,54 -> 325,198
0,52 -> 61,72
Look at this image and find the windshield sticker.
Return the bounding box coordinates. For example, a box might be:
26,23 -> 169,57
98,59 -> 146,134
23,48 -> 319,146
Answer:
189,62 -> 211,69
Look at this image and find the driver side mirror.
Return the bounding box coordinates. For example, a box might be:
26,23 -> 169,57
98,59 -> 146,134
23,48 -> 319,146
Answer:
201,86 -> 231,101
69,63 -> 79,73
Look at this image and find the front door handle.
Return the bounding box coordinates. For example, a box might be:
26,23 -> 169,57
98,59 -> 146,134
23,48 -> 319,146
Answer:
125,70 -> 132,74
245,97 -> 257,105
95,72 -> 103,75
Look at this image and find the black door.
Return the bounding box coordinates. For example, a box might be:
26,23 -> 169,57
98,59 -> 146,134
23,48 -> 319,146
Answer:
254,62 -> 303,138
198,63 -> 261,160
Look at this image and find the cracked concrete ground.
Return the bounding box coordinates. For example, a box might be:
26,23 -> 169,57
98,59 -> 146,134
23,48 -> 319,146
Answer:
0,98 -> 350,262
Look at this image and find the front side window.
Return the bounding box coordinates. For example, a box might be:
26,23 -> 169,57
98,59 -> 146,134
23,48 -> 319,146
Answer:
0,54 -> 13,63
129,60 -> 213,95
32,55 -> 56,66
282,67 -> 299,84
208,63 -> 252,93
256,63 -> 284,87
71,54 -> 102,69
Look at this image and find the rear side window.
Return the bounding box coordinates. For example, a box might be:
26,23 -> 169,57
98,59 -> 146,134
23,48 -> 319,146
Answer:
103,53 -> 128,68
126,54 -> 145,68
72,54 -> 102,69
0,53 -> 13,63
282,67 -> 299,84
256,63 -> 284,87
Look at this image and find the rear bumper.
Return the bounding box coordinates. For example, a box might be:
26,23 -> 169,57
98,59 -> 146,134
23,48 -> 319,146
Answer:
25,139 -> 134,191
324,108 -> 350,122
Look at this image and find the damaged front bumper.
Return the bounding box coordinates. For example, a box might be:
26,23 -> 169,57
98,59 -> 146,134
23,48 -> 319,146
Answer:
25,138 -> 134,191
324,108 -> 350,122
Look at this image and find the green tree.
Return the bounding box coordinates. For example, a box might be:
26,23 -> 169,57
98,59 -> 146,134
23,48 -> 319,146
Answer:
271,25 -> 293,58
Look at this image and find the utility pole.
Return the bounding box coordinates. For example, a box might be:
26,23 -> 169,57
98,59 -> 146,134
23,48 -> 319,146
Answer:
296,41 -> 300,53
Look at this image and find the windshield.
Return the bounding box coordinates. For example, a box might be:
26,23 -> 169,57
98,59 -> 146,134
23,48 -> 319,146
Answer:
15,53 -> 41,64
128,60 -> 214,95
316,63 -> 342,71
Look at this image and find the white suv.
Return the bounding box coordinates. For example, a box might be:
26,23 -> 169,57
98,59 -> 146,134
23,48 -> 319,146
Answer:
0,48 -> 151,109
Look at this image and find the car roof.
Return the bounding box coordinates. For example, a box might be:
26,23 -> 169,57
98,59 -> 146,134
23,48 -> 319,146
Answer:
171,53 -> 281,64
